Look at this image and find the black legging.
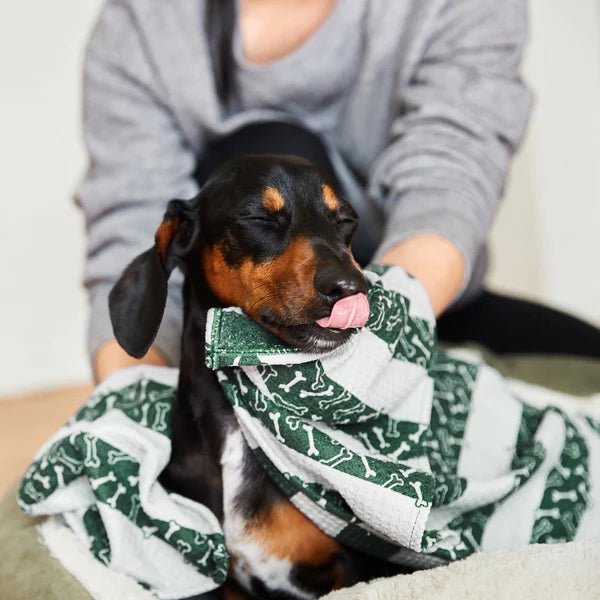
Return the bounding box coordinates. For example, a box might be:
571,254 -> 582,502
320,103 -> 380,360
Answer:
196,121 -> 600,359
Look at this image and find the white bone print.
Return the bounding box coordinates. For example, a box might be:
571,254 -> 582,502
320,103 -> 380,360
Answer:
300,386 -> 334,399
139,403 -> 150,427
387,441 -> 412,460
408,425 -> 426,445
551,489 -> 578,503
279,371 -> 307,393
333,403 -> 365,421
372,427 -> 390,449
107,450 -> 135,465
554,463 -> 572,480
411,334 -> 430,358
142,526 -> 158,538
360,455 -> 376,479
382,473 -> 405,490
90,471 -> 117,491
152,402 -> 170,431
397,465 -> 417,479
129,495 -> 141,521
462,527 -> 480,550
32,472 -> 51,490
386,419 -> 401,438
197,539 -> 215,567
106,483 -> 127,508
54,465 -> 65,487
536,507 -> 561,520
83,435 -> 101,468
311,362 -> 327,390
302,424 -> 319,457
269,412 -> 285,443
234,370 -> 248,395
448,401 -> 468,416
322,447 -> 353,468
433,390 -> 454,402
532,519 -> 554,541
318,390 -> 351,409
431,399 -> 448,425
165,520 -> 181,541
409,480 -> 428,507
457,364 -> 475,386
358,432 -> 378,453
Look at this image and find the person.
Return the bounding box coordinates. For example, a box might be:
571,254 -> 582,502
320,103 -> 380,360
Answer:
78,0 -> 600,383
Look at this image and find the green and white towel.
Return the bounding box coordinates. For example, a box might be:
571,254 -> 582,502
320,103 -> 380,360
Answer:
19,265 -> 600,598
18,367 -> 228,599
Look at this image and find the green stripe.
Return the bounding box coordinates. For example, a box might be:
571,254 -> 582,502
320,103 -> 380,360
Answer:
426,353 -> 478,507
74,378 -> 174,437
20,433 -> 228,584
83,505 -> 111,566
531,412 -> 590,543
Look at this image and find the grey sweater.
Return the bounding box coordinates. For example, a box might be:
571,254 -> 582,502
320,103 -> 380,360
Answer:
78,0 -> 531,365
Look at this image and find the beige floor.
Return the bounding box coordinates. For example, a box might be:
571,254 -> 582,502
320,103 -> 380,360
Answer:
0,384 -> 93,497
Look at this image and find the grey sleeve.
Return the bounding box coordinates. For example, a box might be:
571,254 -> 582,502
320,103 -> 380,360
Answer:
77,1 -> 199,366
369,0 -> 532,293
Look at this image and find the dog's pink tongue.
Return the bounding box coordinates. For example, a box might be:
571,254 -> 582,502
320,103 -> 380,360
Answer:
316,293 -> 370,329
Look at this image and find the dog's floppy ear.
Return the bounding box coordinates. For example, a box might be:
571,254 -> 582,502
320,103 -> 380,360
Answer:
109,199 -> 199,358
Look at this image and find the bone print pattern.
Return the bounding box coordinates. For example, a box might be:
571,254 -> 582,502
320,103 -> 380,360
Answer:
74,379 -> 176,435
253,452 -> 411,563
531,414 -> 590,543
19,388 -> 229,584
363,280 -> 408,349
20,264 -> 600,589
83,505 -> 111,566
423,403 -> 564,559
208,266 -> 599,563
425,354 -> 478,507
221,363 -> 435,507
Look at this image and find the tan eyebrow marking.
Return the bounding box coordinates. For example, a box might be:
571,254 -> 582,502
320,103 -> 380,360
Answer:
322,184 -> 340,211
154,217 -> 180,262
262,186 -> 285,213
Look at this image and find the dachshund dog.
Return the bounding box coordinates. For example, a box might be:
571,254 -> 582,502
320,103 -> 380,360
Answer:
109,155 -> 406,599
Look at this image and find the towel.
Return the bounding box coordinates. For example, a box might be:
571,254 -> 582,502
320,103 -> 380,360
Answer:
18,367 -> 227,599
18,265 -> 600,598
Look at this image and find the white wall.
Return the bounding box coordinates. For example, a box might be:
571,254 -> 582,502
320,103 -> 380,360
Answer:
488,0 -> 600,324
0,1 -> 103,396
1,0 -> 599,397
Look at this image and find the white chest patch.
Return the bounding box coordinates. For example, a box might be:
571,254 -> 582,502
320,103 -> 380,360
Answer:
220,427 -> 314,599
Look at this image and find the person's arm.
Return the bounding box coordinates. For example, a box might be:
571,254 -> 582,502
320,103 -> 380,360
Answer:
370,0 -> 532,315
379,235 -> 464,317
78,2 -> 199,382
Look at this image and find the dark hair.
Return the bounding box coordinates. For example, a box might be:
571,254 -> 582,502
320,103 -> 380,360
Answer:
205,0 -> 236,105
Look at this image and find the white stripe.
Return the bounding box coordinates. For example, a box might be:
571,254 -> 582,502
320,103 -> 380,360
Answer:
25,410 -> 223,536
323,329 -> 392,402
39,516 -> 215,600
575,417 -> 600,541
480,410 -> 566,551
426,474 -> 520,532
507,379 -> 600,417
235,406 -> 429,550
459,367 -> 523,479
290,492 -> 347,537
379,268 -> 435,324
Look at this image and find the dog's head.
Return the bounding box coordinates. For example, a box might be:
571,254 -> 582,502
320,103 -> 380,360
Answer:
109,155 -> 368,358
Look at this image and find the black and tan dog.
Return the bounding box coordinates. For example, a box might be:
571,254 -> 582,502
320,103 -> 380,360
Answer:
109,155 -> 406,599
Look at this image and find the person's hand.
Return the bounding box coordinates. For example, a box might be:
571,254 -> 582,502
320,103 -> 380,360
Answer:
93,339 -> 168,383
377,234 -> 465,317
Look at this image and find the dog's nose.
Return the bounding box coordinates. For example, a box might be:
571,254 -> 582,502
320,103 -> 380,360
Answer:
314,268 -> 365,305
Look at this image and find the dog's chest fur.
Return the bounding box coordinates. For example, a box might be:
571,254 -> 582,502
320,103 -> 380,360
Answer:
220,426 -> 315,599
